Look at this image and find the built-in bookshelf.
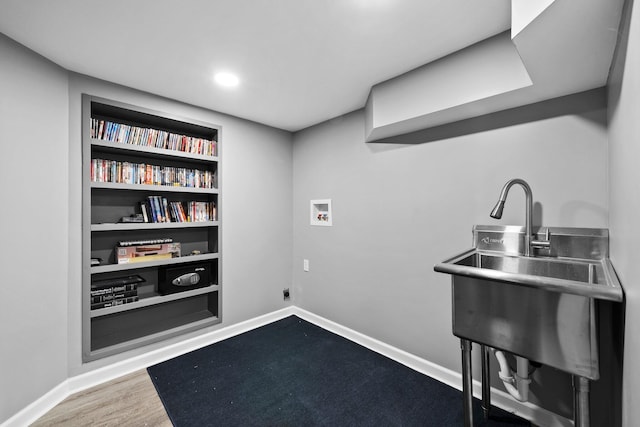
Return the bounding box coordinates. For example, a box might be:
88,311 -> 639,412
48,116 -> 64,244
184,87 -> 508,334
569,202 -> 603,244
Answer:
82,94 -> 221,362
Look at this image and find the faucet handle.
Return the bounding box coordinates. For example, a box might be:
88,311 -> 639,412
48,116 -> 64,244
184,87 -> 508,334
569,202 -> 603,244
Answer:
531,228 -> 551,251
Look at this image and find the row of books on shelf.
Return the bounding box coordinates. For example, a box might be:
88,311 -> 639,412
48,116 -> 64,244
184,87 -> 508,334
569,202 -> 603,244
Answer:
140,196 -> 217,223
90,275 -> 143,309
91,158 -> 216,189
90,118 -> 217,157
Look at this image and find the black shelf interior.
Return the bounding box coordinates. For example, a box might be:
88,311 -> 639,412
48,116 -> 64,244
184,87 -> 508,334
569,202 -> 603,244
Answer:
91,292 -> 219,351
92,101 -> 217,141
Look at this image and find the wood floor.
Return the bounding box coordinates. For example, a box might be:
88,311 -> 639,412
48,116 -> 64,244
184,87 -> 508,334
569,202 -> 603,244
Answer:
31,370 -> 172,427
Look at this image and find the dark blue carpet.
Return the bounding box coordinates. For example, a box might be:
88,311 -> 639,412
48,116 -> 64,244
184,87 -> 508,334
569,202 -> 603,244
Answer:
148,315 -> 530,426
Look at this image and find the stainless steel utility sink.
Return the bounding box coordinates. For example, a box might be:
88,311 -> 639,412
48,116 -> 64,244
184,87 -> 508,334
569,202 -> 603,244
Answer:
437,179 -> 624,427
434,225 -> 624,380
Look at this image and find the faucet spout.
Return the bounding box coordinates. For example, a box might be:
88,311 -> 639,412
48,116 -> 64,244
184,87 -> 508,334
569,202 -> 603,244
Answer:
489,200 -> 506,219
490,178 -> 533,256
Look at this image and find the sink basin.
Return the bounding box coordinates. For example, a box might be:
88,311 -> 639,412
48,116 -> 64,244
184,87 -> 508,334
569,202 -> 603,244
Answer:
434,249 -> 623,302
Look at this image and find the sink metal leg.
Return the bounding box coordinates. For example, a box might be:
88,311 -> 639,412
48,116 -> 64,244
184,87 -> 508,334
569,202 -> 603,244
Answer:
573,376 -> 590,427
481,344 -> 491,419
461,339 -> 474,427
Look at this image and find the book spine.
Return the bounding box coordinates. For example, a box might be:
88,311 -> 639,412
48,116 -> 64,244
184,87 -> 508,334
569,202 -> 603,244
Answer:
91,296 -> 139,310
90,283 -> 138,297
140,202 -> 149,223
147,196 -> 158,223
162,197 -> 170,223
152,196 -> 163,222
169,202 -> 180,222
91,290 -> 138,304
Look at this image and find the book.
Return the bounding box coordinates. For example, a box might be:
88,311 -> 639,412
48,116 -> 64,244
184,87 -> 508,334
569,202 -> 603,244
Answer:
119,253 -> 174,264
140,202 -> 149,223
147,197 -> 158,223
91,296 -> 139,310
116,242 -> 181,264
119,214 -> 144,223
91,290 -> 138,304
91,274 -> 145,289
162,198 -> 171,223
90,283 -> 138,297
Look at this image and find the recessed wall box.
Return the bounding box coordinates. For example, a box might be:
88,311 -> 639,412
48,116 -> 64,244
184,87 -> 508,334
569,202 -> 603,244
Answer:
310,199 -> 332,226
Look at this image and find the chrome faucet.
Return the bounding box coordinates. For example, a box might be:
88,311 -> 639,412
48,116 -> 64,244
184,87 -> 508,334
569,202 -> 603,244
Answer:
490,178 -> 550,256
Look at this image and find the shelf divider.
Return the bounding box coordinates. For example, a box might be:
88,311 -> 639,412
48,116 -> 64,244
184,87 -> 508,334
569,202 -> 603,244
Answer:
91,221 -> 219,232
90,181 -> 219,194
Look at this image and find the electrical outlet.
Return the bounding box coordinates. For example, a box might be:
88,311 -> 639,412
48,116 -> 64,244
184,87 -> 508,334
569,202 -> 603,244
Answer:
283,288 -> 290,300
303,259 -> 309,272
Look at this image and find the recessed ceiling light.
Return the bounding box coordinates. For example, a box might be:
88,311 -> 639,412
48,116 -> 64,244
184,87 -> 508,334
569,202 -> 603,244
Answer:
214,72 -> 240,87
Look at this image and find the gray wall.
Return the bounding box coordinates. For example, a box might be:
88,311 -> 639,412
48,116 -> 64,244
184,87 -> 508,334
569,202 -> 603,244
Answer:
608,1 -> 639,426
0,34 -> 69,423
292,96 -> 609,418
0,33 -> 294,422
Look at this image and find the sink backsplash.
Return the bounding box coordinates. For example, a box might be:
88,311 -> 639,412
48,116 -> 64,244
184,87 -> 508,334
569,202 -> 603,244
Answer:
472,225 -> 609,260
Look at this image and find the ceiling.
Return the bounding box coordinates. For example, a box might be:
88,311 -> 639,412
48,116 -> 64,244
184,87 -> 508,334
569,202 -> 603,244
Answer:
0,0 -> 511,132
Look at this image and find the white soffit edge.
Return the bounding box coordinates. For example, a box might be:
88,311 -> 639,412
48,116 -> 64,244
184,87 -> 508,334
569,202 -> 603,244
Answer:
365,0 -> 624,142
366,32 -> 532,141
511,0 -> 557,37
511,0 -> 624,95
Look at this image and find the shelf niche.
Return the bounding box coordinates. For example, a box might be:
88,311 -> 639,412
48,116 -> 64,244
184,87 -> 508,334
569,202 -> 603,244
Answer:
82,94 -> 222,362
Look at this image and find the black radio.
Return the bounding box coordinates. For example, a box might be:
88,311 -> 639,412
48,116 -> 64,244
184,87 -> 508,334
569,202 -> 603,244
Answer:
158,262 -> 213,295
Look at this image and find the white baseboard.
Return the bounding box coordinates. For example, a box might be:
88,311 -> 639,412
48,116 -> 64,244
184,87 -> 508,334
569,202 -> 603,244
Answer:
3,307 -> 296,427
4,305 -> 572,427
2,381 -> 72,427
291,307 -> 574,427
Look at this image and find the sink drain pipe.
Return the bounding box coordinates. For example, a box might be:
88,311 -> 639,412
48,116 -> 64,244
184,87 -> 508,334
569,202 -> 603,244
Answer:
492,349 -> 531,402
